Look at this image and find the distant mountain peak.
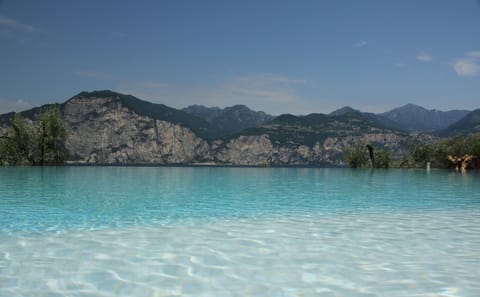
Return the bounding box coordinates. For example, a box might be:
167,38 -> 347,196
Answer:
74,90 -> 124,99
183,104 -> 221,110
329,106 -> 360,116
401,103 -> 425,109
225,104 -> 252,112
440,109 -> 480,136
182,104 -> 273,138
382,104 -> 470,132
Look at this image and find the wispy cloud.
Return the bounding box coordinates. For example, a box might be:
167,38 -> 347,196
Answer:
0,16 -> 42,34
74,70 -> 113,80
117,74 -> 315,115
219,74 -> 306,105
352,40 -> 367,48
416,51 -> 432,62
394,62 -> 406,68
454,51 -> 480,77
0,98 -> 31,114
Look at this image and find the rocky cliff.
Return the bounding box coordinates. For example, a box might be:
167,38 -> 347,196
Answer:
0,90 -> 417,166
211,109 -> 413,166
63,95 -> 211,164
214,131 -> 410,166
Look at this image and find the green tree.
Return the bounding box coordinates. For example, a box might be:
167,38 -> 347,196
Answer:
375,149 -> 391,168
0,134 -> 16,165
0,113 -> 36,165
1,106 -> 68,166
345,141 -> 369,168
409,142 -> 433,167
472,141 -> 480,156
12,113 -> 36,164
430,142 -> 449,168
38,106 -> 67,165
465,133 -> 480,156
406,133 -> 480,169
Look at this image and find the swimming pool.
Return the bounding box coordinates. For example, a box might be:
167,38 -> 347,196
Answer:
1,167 -> 479,296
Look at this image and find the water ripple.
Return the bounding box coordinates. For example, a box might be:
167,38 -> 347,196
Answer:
0,211 -> 478,296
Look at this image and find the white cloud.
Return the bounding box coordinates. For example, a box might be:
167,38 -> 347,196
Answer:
416,51 -> 432,62
352,41 -> 367,48
454,60 -> 479,77
0,99 -> 31,114
454,51 -> 480,77
0,16 -> 42,34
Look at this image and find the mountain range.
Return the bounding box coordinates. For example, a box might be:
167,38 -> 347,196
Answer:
182,104 -> 273,139
0,90 -> 478,166
182,103 -> 474,136
439,109 -> 480,136
381,104 -> 470,132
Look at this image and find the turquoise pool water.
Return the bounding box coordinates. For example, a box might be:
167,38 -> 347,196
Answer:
0,167 -> 479,296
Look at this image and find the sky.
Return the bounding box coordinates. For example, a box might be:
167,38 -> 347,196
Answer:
0,0 -> 479,115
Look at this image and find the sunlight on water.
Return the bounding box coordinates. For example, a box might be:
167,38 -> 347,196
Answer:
0,167 -> 479,296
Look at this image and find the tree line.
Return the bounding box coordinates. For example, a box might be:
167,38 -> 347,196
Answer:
345,133 -> 480,169
0,106 -> 68,166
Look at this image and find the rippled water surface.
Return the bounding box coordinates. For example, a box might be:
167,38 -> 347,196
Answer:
0,167 -> 479,296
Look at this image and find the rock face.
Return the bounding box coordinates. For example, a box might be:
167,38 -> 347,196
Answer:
65,96 -> 399,166
214,132 -> 408,166
63,95 -> 210,164
212,110 -> 413,166
215,135 -> 274,165
0,90 -> 418,166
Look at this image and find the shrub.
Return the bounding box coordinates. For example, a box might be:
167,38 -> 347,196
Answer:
345,141 -> 369,168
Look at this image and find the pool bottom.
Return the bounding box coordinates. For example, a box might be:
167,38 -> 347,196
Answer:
1,210 -> 479,297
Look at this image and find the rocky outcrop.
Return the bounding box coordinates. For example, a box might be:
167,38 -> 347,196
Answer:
58,92 -> 410,166
213,132 -> 408,166
215,135 -> 273,165
0,90 -> 417,166
63,95 -> 211,164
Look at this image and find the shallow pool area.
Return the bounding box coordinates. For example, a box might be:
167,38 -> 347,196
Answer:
0,167 -> 479,296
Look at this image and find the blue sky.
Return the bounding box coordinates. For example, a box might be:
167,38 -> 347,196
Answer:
1,0 -> 479,115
